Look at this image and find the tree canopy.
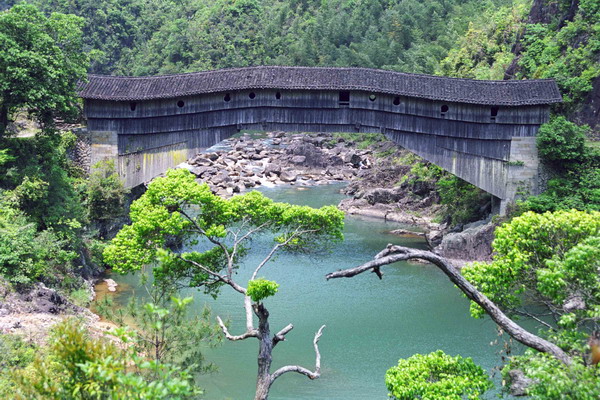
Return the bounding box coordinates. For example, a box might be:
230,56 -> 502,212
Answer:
0,4 -> 88,134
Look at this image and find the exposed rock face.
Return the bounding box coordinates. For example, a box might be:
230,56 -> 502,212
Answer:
435,219 -> 496,264
572,76 -> 600,138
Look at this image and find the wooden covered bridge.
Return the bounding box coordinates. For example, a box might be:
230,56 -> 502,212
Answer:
79,66 -> 562,213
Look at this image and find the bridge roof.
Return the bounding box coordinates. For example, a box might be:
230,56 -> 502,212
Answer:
79,66 -> 562,106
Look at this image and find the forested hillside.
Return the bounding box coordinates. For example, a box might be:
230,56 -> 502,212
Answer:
13,0 -> 511,76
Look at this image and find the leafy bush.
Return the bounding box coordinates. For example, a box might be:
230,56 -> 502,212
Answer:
85,160 -> 128,222
536,117 -> 588,165
0,200 -> 76,285
12,318 -> 203,399
437,175 -> 491,225
385,350 -> 492,400
247,278 -> 280,303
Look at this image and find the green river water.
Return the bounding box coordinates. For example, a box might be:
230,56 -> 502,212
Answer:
105,182 -> 510,399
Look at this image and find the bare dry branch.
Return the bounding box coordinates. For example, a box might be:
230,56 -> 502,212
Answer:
326,245 -> 573,366
270,325 -> 325,382
273,323 -> 294,346
217,315 -> 258,341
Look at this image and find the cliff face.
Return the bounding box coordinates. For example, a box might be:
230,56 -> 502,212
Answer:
573,77 -> 600,137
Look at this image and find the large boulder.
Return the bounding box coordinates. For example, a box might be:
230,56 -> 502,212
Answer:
285,142 -> 326,167
363,188 -> 403,205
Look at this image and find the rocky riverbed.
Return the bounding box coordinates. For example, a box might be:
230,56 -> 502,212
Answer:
177,131 -> 496,265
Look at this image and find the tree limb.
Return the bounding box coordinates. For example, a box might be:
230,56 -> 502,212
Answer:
270,325 -> 325,382
326,245 -> 573,366
216,315 -> 258,341
273,323 -> 294,347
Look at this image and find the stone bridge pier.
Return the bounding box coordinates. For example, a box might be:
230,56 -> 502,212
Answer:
79,66 -> 561,214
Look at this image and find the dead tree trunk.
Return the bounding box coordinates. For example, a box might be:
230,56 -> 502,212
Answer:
326,245 -> 573,366
255,303 -> 274,400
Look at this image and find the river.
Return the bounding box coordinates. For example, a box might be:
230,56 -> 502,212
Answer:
105,182 -> 508,399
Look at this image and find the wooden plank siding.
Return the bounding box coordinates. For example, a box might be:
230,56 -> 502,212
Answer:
80,68 -> 559,204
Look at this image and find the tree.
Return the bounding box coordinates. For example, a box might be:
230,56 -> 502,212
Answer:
104,168 -> 344,400
385,351 -> 492,400
0,4 -> 88,135
327,209 -> 600,397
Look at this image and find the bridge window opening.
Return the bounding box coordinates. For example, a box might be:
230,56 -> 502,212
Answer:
224,93 -> 231,102
491,106 -> 499,120
393,97 -> 400,106
441,104 -> 449,113
275,92 -> 281,100
369,94 -> 376,102
177,100 -> 185,108
249,92 -> 256,99
339,91 -> 350,106
129,102 -> 137,111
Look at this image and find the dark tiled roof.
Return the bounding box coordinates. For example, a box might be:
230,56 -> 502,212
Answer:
79,66 -> 562,106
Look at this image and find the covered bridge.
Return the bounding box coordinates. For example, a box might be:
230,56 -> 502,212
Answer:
79,66 -> 562,213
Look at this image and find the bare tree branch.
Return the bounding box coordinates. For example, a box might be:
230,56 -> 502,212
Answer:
251,226 -> 317,280
273,323 -> 294,346
217,315 -> 258,341
270,325 -> 325,382
326,245 -> 573,366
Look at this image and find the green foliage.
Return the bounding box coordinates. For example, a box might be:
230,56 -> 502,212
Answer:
505,353 -> 600,399
524,118 -> 600,213
0,4 -> 88,134
437,175 -> 491,225
12,318 -> 202,399
85,160 -> 128,222
385,350 -> 492,400
537,117 -> 588,165
0,334 -> 37,398
439,2 -> 530,79
247,278 -> 279,303
104,168 -> 344,298
0,199 -> 77,285
462,209 -> 600,330
29,0 -> 513,76
98,285 -> 221,375
517,10 -> 600,109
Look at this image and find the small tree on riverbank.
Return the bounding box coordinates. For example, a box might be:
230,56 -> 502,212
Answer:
104,168 -> 344,400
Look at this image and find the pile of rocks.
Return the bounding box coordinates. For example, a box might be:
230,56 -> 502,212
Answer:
180,131 -> 374,197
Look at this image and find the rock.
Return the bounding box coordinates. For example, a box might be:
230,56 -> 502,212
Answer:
508,370 -> 533,396
290,155 -> 306,164
286,142 -> 326,167
363,188 -> 403,205
563,293 -> 586,312
390,229 -> 426,238
264,162 -> 282,176
280,169 -> 298,182
435,220 -> 496,262
104,279 -> 118,292
190,155 -> 213,166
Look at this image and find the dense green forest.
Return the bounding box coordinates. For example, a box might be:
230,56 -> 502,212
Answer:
1,0 -> 600,398
9,0 -> 513,76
